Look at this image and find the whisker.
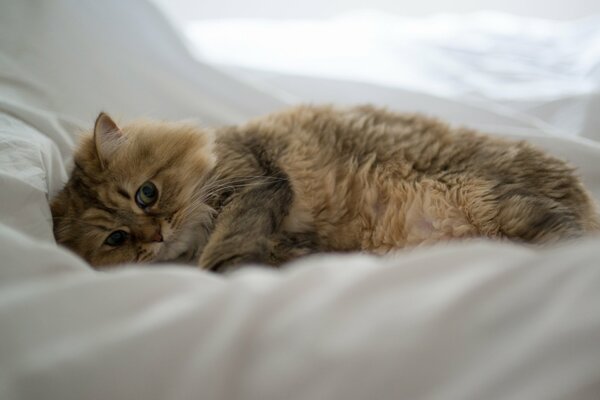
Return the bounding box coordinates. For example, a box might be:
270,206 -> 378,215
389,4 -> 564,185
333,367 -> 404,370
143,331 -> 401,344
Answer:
197,176 -> 287,202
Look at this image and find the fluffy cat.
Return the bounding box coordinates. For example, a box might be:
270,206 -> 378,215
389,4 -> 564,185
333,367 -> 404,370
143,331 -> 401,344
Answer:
51,105 -> 599,270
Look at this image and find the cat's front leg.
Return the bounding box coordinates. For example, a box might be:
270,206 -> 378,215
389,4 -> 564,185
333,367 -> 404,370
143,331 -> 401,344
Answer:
200,230 -> 323,272
199,236 -> 275,273
198,176 -> 293,273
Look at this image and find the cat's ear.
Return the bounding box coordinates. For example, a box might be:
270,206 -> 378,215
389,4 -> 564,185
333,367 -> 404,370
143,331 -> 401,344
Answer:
94,112 -> 124,168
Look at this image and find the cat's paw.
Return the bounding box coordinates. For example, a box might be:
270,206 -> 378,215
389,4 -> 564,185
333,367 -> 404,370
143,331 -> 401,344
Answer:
199,238 -> 272,273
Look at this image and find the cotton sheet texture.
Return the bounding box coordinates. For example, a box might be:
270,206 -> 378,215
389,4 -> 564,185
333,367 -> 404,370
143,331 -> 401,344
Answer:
1,1 -> 600,399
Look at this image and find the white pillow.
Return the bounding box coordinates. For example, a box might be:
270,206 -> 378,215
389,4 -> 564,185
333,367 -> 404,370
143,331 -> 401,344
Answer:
0,113 -> 67,241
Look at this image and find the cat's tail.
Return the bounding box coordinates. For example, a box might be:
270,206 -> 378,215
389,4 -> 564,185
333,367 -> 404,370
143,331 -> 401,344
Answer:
494,189 -> 600,245
584,209 -> 600,234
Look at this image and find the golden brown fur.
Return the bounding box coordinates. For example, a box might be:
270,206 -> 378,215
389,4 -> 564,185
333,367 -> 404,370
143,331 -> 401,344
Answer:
51,105 -> 600,270
51,116 -> 216,267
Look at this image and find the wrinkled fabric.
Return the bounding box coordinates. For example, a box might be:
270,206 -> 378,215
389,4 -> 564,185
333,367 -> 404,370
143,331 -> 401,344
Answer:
2,227 -> 600,400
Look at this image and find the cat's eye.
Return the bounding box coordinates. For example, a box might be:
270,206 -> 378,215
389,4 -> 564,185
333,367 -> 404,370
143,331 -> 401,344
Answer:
105,230 -> 129,246
135,181 -> 158,208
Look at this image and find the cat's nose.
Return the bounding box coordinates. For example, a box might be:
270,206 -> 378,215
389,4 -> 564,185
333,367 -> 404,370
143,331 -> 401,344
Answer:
151,231 -> 163,243
141,226 -> 163,243
139,223 -> 163,243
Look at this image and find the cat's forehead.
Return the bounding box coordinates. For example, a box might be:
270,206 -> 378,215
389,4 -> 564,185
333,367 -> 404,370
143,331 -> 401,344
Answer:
80,206 -> 132,228
87,122 -> 215,185
105,146 -> 178,185
105,142 -> 158,177
103,162 -> 158,187
86,178 -> 134,211
81,207 -> 118,223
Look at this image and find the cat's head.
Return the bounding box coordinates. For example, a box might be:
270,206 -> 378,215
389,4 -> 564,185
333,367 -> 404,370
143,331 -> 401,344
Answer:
51,113 -> 216,268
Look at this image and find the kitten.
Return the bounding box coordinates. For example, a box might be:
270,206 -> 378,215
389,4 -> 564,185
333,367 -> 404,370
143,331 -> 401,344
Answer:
51,105 -> 599,270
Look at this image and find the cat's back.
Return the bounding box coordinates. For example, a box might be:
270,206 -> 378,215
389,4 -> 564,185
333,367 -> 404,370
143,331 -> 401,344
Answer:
251,104 -> 450,157
219,104 -> 599,249
231,105 -> 474,249
242,104 -> 512,184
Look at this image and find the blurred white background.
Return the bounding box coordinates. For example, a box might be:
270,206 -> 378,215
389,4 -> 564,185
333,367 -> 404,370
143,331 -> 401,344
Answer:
152,0 -> 600,140
156,0 -> 600,20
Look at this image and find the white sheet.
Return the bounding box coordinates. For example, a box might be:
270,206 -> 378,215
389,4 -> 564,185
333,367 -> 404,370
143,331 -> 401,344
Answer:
1,1 -> 600,399
2,225 -> 600,400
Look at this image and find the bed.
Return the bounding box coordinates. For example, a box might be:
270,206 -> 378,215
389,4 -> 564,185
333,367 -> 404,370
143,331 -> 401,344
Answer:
1,1 -> 600,399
